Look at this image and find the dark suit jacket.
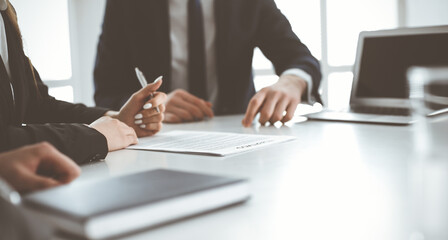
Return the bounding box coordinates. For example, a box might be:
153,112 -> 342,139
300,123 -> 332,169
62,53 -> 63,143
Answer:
94,0 -> 322,115
0,11 -> 108,164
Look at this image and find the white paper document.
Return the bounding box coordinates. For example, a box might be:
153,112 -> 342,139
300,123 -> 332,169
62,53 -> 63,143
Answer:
127,130 -> 296,156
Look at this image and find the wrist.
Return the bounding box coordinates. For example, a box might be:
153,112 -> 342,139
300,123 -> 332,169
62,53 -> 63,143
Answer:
279,74 -> 307,95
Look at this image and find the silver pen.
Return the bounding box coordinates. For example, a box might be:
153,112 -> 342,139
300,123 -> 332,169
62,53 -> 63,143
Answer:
135,67 -> 162,113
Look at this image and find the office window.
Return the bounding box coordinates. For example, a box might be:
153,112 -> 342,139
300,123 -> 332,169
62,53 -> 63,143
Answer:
48,86 -> 74,103
326,0 -> 398,66
275,0 -> 322,59
253,0 -> 400,109
10,0 -> 74,102
327,72 -> 353,110
253,0 -> 321,92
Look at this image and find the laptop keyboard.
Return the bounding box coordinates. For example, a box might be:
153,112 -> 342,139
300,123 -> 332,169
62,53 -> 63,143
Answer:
352,106 -> 411,116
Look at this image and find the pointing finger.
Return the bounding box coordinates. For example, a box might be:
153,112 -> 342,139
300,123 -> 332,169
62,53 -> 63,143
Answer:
242,90 -> 267,127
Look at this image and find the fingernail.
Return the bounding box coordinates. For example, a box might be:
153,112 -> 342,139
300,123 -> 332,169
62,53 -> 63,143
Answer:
143,103 -> 152,109
140,124 -> 146,129
134,113 -> 143,119
135,120 -> 143,124
153,76 -> 163,84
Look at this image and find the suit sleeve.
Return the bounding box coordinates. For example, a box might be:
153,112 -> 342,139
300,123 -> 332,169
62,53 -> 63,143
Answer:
25,68 -> 109,125
94,0 -> 134,110
0,68 -> 109,165
2,123 -> 108,165
254,0 -> 322,103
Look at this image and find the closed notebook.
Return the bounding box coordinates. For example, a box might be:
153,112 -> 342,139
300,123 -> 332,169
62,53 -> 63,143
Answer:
22,169 -> 250,239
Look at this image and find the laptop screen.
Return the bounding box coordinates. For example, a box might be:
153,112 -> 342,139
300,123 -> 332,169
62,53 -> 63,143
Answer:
355,32 -> 448,99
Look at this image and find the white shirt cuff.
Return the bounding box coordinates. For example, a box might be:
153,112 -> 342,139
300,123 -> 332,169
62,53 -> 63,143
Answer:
281,68 -> 314,104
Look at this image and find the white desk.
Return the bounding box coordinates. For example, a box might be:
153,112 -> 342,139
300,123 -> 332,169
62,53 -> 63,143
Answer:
77,114 -> 448,240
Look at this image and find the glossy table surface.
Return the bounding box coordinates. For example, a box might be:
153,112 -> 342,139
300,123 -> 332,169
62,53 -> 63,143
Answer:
74,114 -> 448,240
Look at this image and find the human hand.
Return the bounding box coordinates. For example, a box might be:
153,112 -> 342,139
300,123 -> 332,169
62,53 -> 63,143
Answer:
90,116 -> 138,151
242,75 -> 307,127
111,79 -> 166,138
164,89 -> 214,123
0,142 -> 81,194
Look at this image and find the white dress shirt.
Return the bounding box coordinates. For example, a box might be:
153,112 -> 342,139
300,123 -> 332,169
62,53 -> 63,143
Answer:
168,0 -> 313,104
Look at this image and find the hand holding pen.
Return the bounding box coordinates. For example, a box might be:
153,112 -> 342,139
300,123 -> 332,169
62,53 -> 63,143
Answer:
110,69 -> 167,138
135,68 -> 161,113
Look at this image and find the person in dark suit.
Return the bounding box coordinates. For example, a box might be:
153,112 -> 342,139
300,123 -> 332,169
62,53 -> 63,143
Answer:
94,0 -> 322,126
0,2 -> 167,164
0,142 -> 81,240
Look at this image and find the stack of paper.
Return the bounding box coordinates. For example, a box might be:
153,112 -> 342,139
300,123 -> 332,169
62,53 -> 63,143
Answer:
127,130 -> 296,156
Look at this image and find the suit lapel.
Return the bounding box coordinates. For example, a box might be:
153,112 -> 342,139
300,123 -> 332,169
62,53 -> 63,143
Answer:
0,11 -> 19,124
0,55 -> 14,124
3,9 -> 27,124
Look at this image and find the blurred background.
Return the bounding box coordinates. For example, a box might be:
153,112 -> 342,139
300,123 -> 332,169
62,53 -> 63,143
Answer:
10,0 -> 448,110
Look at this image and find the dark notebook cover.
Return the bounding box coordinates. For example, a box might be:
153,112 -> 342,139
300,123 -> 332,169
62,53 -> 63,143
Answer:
23,169 -> 247,222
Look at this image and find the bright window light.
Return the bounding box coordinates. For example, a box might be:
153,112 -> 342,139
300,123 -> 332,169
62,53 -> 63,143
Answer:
326,0 -> 398,66
274,0 -> 321,60
254,75 -> 278,91
253,48 -> 274,71
48,86 -> 74,102
252,0 -> 321,92
10,0 -> 72,80
327,72 -> 353,110
253,0 -> 321,72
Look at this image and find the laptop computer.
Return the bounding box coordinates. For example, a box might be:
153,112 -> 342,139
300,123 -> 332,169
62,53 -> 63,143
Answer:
307,25 -> 448,125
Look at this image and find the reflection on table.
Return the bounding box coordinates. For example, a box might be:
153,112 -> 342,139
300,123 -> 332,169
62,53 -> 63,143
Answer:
76,114 -> 448,240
